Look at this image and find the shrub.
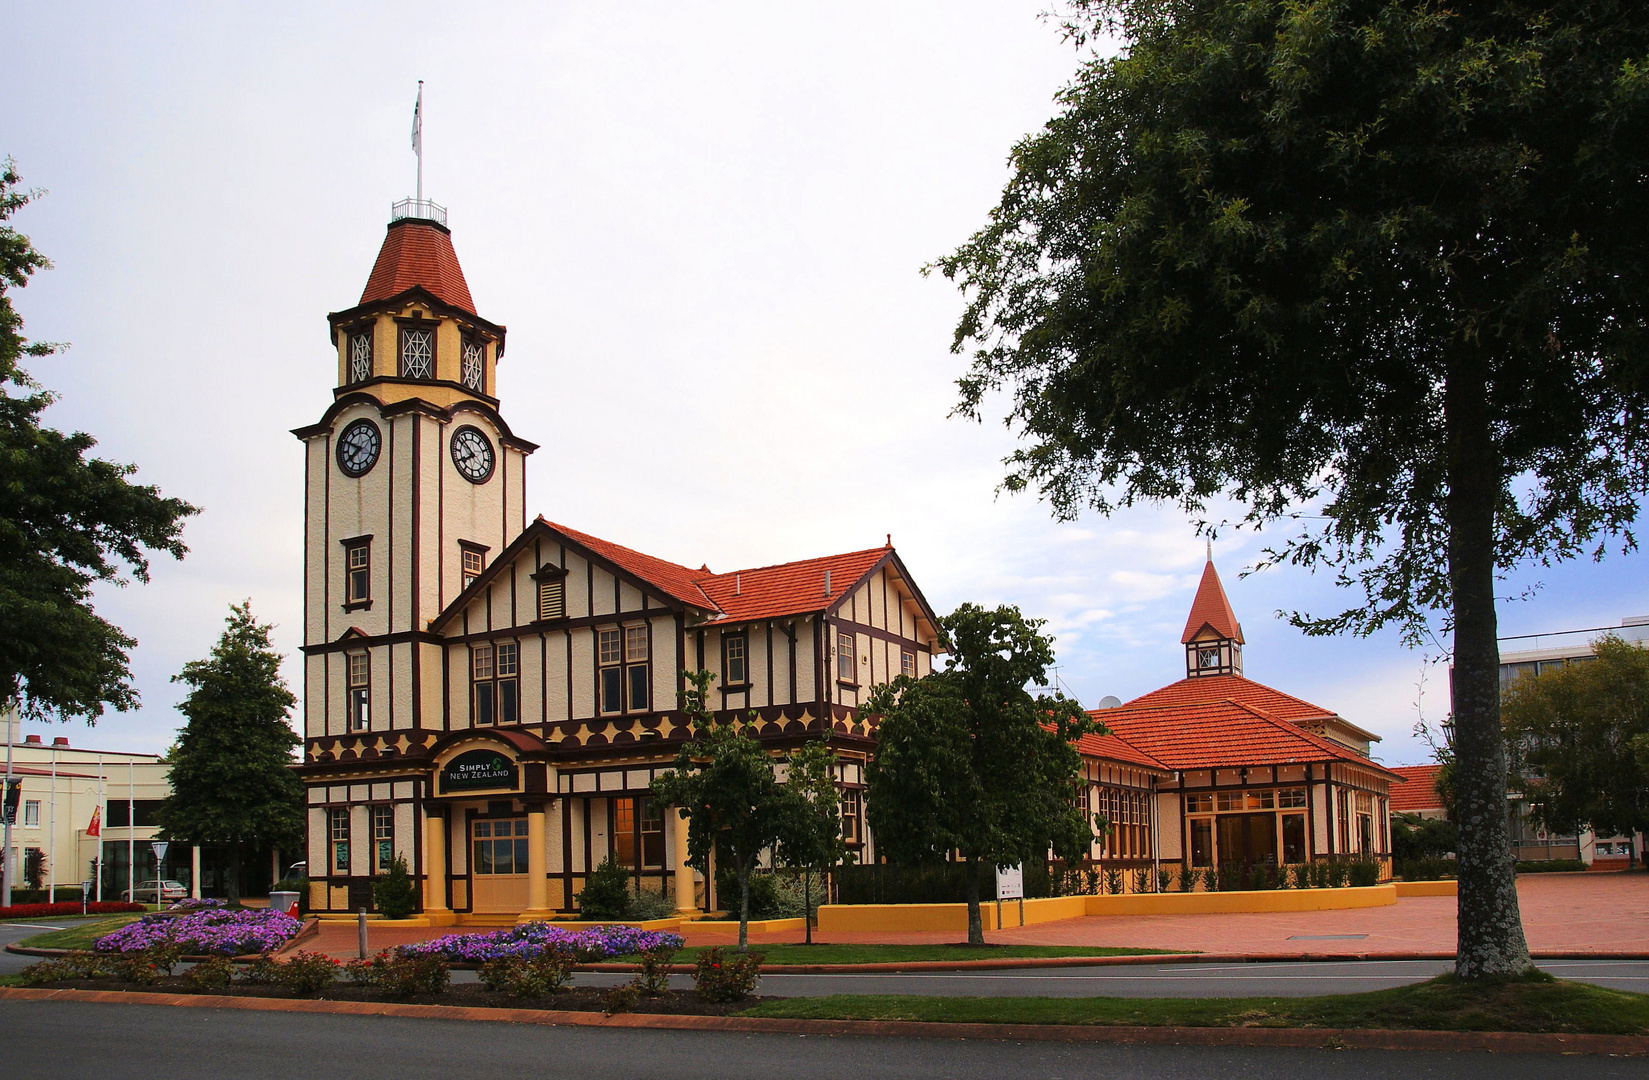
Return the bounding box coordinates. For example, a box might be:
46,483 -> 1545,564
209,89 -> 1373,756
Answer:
1309,861 -> 1332,889
1329,860 -> 1351,888
636,944 -> 679,995
577,857 -> 633,919
628,884 -> 676,921
1517,859 -> 1588,874
277,951 -> 340,994
1156,867 -> 1174,893
478,946 -> 575,998
1174,866 -> 1194,892
1200,866 -> 1219,892
835,861 -> 1054,904
693,946 -> 762,1003
1397,857 -> 1458,881
18,952 -> 114,986
110,952 -> 164,985
184,956 -> 237,991
243,955 -> 283,985
1132,868 -> 1152,894
358,950 -> 449,997
768,873 -> 825,920
373,855 -> 417,919
1102,868 -> 1123,895
0,901 -> 143,919
714,867 -> 783,919
23,848 -> 46,891
604,980 -> 642,1015
1348,859 -> 1381,887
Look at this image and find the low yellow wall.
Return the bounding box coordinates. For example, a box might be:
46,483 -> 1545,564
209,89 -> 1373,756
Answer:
1393,880 -> 1457,897
816,886 -> 1397,935
690,917 -> 808,935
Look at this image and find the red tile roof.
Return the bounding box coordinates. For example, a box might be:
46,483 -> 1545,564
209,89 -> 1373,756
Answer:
543,519 -> 718,611
1123,674 -> 1335,722
360,220 -> 476,315
1389,765 -> 1443,812
1182,558 -> 1243,643
1092,695 -> 1400,776
1075,729 -> 1170,772
698,547 -> 891,623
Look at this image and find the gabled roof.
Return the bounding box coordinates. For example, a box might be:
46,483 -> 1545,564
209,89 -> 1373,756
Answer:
545,520 -> 718,612
1388,765 -> 1441,812
1093,695 -> 1401,777
359,219 -> 476,316
1074,729 -> 1171,773
698,546 -> 893,624
1124,673 -> 1336,723
1182,558 -> 1243,643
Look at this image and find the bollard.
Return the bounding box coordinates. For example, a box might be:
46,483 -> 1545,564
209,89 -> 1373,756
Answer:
358,908 -> 368,959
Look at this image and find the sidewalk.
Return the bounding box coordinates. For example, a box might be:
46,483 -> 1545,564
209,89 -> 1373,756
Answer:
300,872 -> 1649,960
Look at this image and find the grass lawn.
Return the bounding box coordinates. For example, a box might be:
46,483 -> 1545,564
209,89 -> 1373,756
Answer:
666,944 -> 1186,965
742,974 -> 1649,1035
11,915 -> 144,951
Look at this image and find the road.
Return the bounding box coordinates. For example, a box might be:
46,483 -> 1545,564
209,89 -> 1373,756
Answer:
2,999 -> 1640,1080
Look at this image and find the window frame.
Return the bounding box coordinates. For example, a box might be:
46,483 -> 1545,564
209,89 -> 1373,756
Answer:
346,650 -> 371,731
341,536 -> 372,611
460,335 -> 486,393
840,788 -> 862,845
398,323 -> 435,380
330,807 -> 350,875
598,625 -> 650,714
533,564 -> 568,622
347,329 -> 373,384
23,799 -> 39,828
901,650 -> 916,678
471,641 -> 520,727
458,540 -> 489,593
836,632 -> 856,685
371,804 -> 394,874
723,632 -> 748,687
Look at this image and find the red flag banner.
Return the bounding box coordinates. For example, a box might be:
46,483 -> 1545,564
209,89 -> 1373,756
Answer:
86,806 -> 101,837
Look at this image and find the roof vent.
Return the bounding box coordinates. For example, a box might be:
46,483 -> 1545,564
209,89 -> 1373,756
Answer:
735,573 -> 741,597
52,736 -> 69,747
23,734 -> 41,745
823,570 -> 831,597
1623,615 -> 1649,627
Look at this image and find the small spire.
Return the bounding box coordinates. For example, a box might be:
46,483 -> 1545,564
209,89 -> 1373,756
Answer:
886,533 -> 892,548
1205,535 -> 1212,561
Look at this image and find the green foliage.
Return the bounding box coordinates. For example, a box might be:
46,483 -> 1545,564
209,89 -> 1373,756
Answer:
692,946 -> 763,1003
1399,858 -> 1459,882
1392,813 -> 1458,862
935,0 -> 1649,977
636,944 -> 679,995
627,884 -> 675,921
18,951 -> 111,985
157,603 -> 304,900
1348,859 -> 1381,888
276,951 -> 339,994
865,603 -> 1097,943
0,162 -> 197,724
576,856 -> 633,919
355,950 -> 448,997
22,847 -> 44,890
715,865 -> 781,919
773,736 -> 849,943
478,947 -> 576,998
184,955 -> 236,991
652,670 -> 798,950
1516,859 -> 1589,873
372,854 -> 416,920
242,954 -> 282,985
1102,868 -> 1123,895
1504,635 -> 1649,841
603,979 -> 642,1014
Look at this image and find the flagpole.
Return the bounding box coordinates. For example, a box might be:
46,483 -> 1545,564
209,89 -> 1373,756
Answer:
414,80 -> 424,205
2,707 -> 13,908
48,742 -> 56,903
96,755 -> 104,902
128,758 -> 134,906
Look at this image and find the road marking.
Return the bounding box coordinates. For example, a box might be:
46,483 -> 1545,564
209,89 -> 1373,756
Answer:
3,924 -> 67,932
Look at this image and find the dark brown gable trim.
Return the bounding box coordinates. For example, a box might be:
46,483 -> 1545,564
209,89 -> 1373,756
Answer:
822,616 -> 932,654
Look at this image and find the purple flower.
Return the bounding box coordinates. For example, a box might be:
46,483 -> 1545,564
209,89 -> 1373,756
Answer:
401,922 -> 684,963
95,907 -> 304,956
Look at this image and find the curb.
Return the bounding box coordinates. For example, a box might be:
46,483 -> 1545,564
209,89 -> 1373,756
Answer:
0,987 -> 1643,1055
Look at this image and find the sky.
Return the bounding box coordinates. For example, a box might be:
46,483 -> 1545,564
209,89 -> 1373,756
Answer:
8,2 -> 1648,765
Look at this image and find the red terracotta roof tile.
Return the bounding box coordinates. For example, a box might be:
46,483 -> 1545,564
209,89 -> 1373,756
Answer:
544,520 -> 719,611
1124,674 -> 1335,722
360,220 -> 476,315
1182,558 -> 1243,644
698,548 -> 891,623
1389,764 -> 1443,812
1091,695 -> 1400,776
1074,729 -> 1171,772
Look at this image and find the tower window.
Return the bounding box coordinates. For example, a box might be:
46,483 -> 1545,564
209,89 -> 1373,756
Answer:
836,632 -> 855,683
472,642 -> 518,727
461,338 -> 485,392
343,539 -> 371,608
723,633 -> 746,685
459,543 -> 487,591
348,331 -> 372,383
537,577 -> 565,621
347,651 -> 370,731
400,327 -> 434,379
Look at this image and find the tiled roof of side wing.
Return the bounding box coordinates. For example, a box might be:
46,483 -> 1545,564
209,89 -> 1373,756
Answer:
360,220 -> 476,314
1388,765 -> 1442,811
1074,729 -> 1171,772
1095,698 -> 1400,775
544,520 -> 719,611
697,547 -> 891,622
1123,674 -> 1337,722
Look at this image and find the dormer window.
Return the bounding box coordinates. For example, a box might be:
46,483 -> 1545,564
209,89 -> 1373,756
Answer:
400,326 -> 434,379
459,541 -> 489,591
348,332 -> 372,383
461,338 -> 485,392
1198,647 -> 1221,670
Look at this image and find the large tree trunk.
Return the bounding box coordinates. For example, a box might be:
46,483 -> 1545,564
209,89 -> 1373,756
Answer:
964,856 -> 984,946
1446,348 -> 1534,979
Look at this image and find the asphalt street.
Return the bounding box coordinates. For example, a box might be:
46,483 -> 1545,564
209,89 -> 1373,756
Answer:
2,999 -> 1640,1080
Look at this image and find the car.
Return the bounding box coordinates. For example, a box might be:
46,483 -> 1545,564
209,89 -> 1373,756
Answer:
122,879 -> 188,902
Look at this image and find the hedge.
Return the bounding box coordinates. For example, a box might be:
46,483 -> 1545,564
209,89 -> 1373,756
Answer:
0,901 -> 145,919
1516,859 -> 1589,873
836,862 -> 1054,905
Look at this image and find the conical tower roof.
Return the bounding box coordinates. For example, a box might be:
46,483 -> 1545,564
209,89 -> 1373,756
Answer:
1180,557 -> 1243,644
359,218 -> 476,315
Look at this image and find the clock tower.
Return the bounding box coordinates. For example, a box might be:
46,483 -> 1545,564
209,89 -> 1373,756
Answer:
294,198 -> 536,764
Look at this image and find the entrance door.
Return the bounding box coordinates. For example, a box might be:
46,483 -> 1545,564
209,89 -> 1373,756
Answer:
470,818 -> 529,913
1217,813 -> 1279,866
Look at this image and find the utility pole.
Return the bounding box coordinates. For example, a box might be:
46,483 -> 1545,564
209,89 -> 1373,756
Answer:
2,708 -> 14,908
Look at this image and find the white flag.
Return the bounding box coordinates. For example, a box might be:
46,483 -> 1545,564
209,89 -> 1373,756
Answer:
411,83 -> 423,154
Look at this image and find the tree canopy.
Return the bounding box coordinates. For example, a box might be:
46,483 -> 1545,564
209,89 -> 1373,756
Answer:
1503,635 -> 1649,843
865,603 -> 1095,944
774,736 -> 848,944
0,161 -> 197,723
934,0 -> 1649,978
158,603 -> 303,901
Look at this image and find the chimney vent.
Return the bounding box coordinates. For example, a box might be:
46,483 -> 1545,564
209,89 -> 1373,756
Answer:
53,737 -> 70,747
824,570 -> 831,597
23,734 -> 41,745
735,573 -> 741,596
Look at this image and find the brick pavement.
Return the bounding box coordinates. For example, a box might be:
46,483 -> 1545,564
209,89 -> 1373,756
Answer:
299,871 -> 1649,960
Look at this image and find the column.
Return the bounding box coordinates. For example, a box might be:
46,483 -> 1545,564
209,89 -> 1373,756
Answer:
190,846 -> 201,899
520,803 -> 551,920
673,807 -> 699,915
423,808 -> 449,916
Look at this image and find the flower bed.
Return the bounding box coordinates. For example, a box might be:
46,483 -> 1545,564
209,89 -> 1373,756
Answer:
402,921 -> 684,964
94,907 -> 303,955
167,898 -> 228,912
0,902 -> 144,920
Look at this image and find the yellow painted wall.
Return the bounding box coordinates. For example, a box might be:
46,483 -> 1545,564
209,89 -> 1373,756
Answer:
1393,879 -> 1456,897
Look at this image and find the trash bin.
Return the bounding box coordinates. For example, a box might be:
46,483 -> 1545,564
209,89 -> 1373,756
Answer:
270,890 -> 301,918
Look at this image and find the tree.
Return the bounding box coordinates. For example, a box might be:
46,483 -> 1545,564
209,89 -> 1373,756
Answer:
372,853 -> 417,919
1391,813 -> 1459,863
934,0 -> 1649,978
0,162 -> 197,724
651,671 -> 793,951
865,604 -> 1096,945
1503,635 -> 1649,850
774,737 -> 849,945
157,602 -> 303,902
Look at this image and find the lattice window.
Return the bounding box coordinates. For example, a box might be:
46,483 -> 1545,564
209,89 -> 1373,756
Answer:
462,339 -> 484,391
349,332 -> 372,383
400,327 -> 434,379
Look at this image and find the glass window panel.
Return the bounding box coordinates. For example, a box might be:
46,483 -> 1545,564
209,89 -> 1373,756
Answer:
474,840 -> 492,875
1283,814 -> 1307,863
498,679 -> 518,725
599,629 -> 621,666
474,681 -> 495,726
474,821 -> 492,838
837,633 -> 854,680
514,839 -> 528,872
496,642 -> 518,676
625,626 -> 648,663
472,647 -> 494,680
726,635 -> 746,683
514,820 -> 529,837
400,328 -> 433,379
901,651 -> 916,677
628,664 -> 649,711
1190,820 -> 1214,867
1216,791 -> 1239,811
601,667 -> 622,713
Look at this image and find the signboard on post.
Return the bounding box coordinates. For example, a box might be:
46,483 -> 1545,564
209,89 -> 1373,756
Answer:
150,842 -> 169,907
995,864 -> 1024,900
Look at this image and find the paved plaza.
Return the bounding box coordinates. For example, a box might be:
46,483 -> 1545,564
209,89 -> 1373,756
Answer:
302,871 -> 1647,960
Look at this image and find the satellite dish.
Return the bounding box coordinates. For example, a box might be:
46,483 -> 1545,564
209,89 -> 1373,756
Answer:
1097,695 -> 1122,710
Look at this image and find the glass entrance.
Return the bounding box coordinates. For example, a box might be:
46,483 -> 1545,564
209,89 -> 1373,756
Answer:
470,818 -> 529,913
1216,812 -> 1279,866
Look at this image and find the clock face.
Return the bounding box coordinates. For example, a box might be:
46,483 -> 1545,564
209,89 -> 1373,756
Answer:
450,425 -> 495,484
336,419 -> 381,478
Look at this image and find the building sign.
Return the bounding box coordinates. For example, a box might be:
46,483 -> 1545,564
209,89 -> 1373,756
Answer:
440,749 -> 518,794
995,864 -> 1023,901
